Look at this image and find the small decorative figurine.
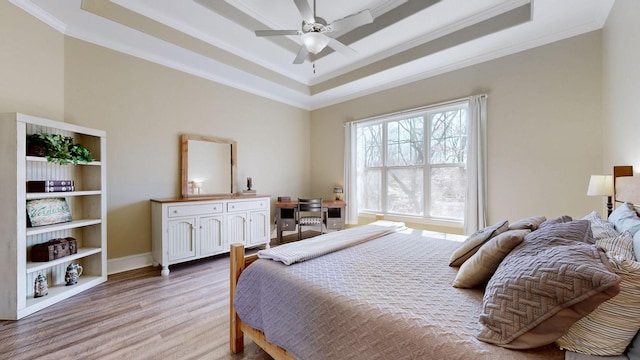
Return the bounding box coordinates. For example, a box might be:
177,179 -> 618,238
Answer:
65,263 -> 83,286
246,177 -> 252,191
34,273 -> 48,297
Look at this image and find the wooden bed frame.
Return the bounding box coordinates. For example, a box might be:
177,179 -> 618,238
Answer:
229,166 -> 639,358
229,243 -> 295,360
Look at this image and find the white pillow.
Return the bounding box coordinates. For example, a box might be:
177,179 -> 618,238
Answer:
582,211 -> 618,240
558,233 -> 640,356
595,231 -> 636,261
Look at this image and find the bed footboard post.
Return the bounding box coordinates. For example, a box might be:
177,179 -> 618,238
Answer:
230,243 -> 246,353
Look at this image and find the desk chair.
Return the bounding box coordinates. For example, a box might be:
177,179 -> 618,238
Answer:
297,198 -> 323,240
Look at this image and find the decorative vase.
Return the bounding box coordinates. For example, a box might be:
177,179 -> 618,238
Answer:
65,263 -> 83,286
34,273 -> 48,297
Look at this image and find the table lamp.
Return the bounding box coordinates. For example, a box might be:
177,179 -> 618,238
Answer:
333,186 -> 343,201
587,174 -> 614,216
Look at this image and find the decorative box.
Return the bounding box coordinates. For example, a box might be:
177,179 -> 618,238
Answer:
31,237 -> 78,262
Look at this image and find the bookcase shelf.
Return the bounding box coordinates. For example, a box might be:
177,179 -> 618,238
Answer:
25,219 -> 102,236
25,190 -> 102,200
26,155 -> 102,166
0,112 -> 107,320
23,275 -> 105,317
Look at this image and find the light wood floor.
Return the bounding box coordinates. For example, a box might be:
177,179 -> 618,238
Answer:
0,254 -> 273,360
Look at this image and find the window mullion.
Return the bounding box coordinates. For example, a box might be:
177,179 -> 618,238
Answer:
381,120 -> 388,213
424,114 -> 430,219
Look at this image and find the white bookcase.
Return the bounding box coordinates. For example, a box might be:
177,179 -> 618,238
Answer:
0,113 -> 107,320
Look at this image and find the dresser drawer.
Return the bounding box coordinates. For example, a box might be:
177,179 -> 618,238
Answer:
227,200 -> 268,212
279,218 -> 296,231
326,218 -> 344,230
167,203 -> 223,217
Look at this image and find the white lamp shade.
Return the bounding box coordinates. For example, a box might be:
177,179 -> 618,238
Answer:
587,175 -> 613,196
301,32 -> 330,54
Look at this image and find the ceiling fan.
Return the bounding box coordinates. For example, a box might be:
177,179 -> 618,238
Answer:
255,0 -> 374,64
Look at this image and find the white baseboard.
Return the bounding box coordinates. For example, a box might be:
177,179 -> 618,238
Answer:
107,252 -> 154,275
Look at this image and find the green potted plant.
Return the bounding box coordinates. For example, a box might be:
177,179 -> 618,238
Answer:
26,133 -> 94,165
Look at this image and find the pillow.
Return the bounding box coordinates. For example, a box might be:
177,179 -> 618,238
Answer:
452,229 -> 529,288
448,220 -> 508,267
508,216 -> 546,231
525,220 -> 594,244
595,231 -> 635,261
556,252 -> 640,356
609,202 -> 640,236
582,211 -> 619,240
477,238 -> 621,349
539,215 -> 573,228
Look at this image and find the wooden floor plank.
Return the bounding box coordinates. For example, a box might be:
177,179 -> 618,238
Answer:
0,254 -> 273,360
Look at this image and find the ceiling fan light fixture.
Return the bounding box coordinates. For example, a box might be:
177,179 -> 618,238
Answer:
301,32 -> 329,54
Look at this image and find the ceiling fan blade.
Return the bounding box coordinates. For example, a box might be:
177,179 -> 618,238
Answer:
255,30 -> 300,36
327,38 -> 357,57
293,45 -> 309,64
293,0 -> 315,24
327,9 -> 373,33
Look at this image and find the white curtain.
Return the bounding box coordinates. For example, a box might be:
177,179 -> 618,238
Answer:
464,94 -> 488,234
344,122 -> 358,224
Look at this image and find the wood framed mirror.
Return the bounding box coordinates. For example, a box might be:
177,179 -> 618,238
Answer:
181,134 -> 237,198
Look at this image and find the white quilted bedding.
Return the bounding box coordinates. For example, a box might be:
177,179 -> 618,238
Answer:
234,228 -> 564,360
257,221 -> 406,265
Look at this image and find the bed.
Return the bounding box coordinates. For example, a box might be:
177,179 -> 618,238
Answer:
230,166 -> 640,360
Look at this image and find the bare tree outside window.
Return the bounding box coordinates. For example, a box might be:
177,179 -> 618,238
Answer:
355,102 -> 468,221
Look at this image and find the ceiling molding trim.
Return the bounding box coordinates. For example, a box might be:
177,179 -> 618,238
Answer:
594,0 -> 616,27
9,0 -> 68,33
81,0 -> 309,95
194,0 -> 304,57
311,0 -> 441,61
306,13 -> 606,110
116,0 -> 305,83
62,25 -> 313,110
309,0 -> 531,86
310,3 -> 532,95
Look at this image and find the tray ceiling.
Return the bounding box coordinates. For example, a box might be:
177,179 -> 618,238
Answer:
12,0 -> 614,110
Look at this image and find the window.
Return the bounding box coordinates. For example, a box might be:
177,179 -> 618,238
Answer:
355,101 -> 468,222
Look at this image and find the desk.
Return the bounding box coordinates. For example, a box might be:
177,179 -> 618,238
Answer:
275,200 -> 346,242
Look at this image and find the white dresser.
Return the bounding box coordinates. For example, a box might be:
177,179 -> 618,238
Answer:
151,195 -> 270,276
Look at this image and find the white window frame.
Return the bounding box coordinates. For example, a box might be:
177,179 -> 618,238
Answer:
354,100 -> 469,226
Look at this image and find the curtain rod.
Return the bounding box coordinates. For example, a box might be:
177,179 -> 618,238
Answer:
346,93 -> 487,125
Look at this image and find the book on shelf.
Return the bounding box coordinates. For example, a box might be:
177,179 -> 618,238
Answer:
27,180 -> 75,193
240,189 -> 257,196
28,185 -> 75,193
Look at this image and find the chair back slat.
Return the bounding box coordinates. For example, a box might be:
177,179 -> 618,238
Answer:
296,198 -> 324,240
298,198 -> 323,212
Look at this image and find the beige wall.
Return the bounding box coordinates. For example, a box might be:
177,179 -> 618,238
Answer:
2,0 -> 631,261
311,31 -> 604,229
0,1 -> 310,261
0,1 -> 64,118
63,38 -> 310,259
603,0 -> 640,171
